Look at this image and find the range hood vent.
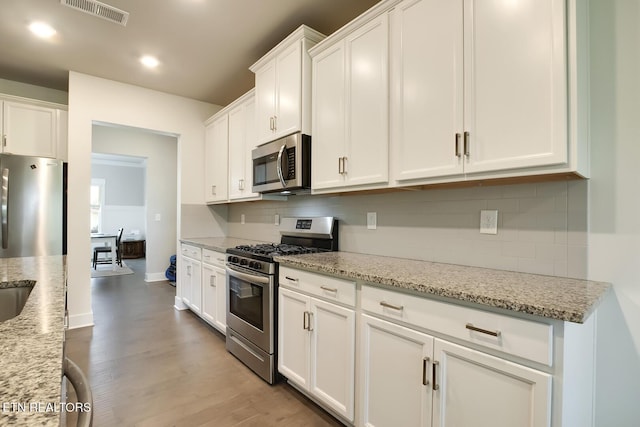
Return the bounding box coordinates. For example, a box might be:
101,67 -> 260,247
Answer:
60,0 -> 129,26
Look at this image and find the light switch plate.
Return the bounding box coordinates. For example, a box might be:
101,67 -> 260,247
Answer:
241,214 -> 245,225
154,213 -> 161,221
480,210 -> 498,234
275,214 -> 280,225
367,212 -> 377,230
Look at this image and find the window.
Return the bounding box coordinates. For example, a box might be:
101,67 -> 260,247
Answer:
90,179 -> 105,233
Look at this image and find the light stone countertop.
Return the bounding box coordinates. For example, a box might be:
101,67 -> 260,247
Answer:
0,256 -> 66,427
180,237 -> 266,253
274,251 -> 611,323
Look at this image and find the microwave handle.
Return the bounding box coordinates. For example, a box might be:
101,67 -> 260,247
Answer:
276,144 -> 288,188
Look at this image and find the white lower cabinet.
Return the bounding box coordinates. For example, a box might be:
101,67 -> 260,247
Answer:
180,245 -> 227,335
200,249 -> 227,335
278,269 -> 356,423
360,313 -> 551,427
179,245 -> 202,315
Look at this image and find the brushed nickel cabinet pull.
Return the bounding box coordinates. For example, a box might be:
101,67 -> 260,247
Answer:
455,133 -> 462,157
239,179 -> 245,190
463,131 -> 470,157
379,301 -> 403,311
210,276 -> 215,287
422,357 -> 430,386
211,185 -> 216,195
432,360 -> 440,390
320,286 -> 337,293
285,276 -> 299,282
308,312 -> 314,332
342,156 -> 347,174
338,157 -> 342,174
273,115 -> 277,131
269,117 -> 274,131
466,323 -> 501,337
303,311 -> 308,330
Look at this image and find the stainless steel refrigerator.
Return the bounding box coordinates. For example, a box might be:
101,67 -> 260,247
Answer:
0,154 -> 63,258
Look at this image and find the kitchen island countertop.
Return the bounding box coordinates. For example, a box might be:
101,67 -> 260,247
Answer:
0,256 -> 66,427
274,251 -> 611,323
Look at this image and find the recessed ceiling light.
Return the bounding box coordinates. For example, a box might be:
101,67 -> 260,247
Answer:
29,22 -> 56,39
140,55 -> 159,69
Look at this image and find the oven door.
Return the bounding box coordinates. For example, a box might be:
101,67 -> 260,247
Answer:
226,264 -> 274,354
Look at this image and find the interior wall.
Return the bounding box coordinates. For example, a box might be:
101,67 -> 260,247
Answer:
0,77 -> 68,104
92,125 -> 178,281
91,161 -> 146,247
67,72 -> 223,328
588,0 -> 640,424
228,180 -> 588,278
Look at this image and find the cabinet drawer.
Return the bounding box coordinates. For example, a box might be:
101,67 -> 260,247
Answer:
202,249 -> 226,268
280,266 -> 356,308
180,244 -> 201,260
361,285 -> 553,366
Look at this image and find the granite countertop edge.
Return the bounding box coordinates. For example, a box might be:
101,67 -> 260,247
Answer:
180,237 -> 266,253
0,256 -> 66,427
274,252 -> 612,324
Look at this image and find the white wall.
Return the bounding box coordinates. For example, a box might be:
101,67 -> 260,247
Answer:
67,72 -> 223,328
0,78 -> 68,105
588,0 -> 640,424
228,180 -> 588,278
92,124 -> 178,281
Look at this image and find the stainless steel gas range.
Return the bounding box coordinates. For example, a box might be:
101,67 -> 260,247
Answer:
225,216 -> 338,384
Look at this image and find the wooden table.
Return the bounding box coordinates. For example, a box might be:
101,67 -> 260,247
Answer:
90,233 -> 118,270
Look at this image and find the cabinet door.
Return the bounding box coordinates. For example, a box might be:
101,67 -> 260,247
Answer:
213,265 -> 227,333
391,0 -> 464,181
311,42 -> 346,190
344,14 -> 389,187
278,288 -> 310,388
254,59 -> 277,144
189,259 -> 202,315
180,256 -> 193,307
228,103 -> 246,200
204,115 -> 229,202
310,298 -> 355,422
432,339 -> 551,427
274,42 -> 303,139
360,314 -> 433,427
201,263 -> 217,326
3,101 -> 57,158
463,0 -> 567,174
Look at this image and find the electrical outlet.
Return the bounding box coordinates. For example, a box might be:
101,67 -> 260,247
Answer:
241,214 -> 245,225
275,214 -> 280,225
480,210 -> 498,234
154,213 -> 161,221
367,212 -> 377,230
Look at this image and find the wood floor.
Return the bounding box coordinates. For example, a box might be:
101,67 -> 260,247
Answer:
64,259 -> 343,427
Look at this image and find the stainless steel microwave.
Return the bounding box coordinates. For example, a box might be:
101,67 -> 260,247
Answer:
251,133 -> 311,194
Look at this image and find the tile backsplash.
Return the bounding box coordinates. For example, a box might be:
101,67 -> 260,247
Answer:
224,180 -> 588,279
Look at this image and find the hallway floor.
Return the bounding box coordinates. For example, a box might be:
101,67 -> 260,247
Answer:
64,259 -> 342,427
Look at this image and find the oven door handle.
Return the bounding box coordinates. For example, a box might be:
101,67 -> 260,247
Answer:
276,144 -> 288,188
226,264 -> 271,285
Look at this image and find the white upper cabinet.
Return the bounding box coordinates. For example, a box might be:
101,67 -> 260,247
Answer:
204,113 -> 229,203
462,0 -> 567,174
228,90 -> 260,201
251,25 -> 325,145
1,99 -> 63,159
311,11 -> 390,192
391,0 -> 573,184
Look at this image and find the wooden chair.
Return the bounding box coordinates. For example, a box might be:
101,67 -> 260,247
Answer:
93,228 -> 124,269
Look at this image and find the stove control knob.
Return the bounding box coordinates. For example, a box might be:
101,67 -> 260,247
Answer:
250,261 -> 262,270
229,256 -> 238,263
240,258 -> 248,266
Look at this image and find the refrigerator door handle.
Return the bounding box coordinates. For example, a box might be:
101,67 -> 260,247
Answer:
1,168 -> 8,249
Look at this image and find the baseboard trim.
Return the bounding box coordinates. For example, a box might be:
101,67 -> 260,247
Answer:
68,312 -> 94,329
174,296 -> 188,310
145,272 -> 167,282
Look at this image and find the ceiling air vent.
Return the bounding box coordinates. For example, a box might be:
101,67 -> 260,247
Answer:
60,0 -> 129,26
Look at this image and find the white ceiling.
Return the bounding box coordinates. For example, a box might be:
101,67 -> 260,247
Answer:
0,0 -> 380,106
